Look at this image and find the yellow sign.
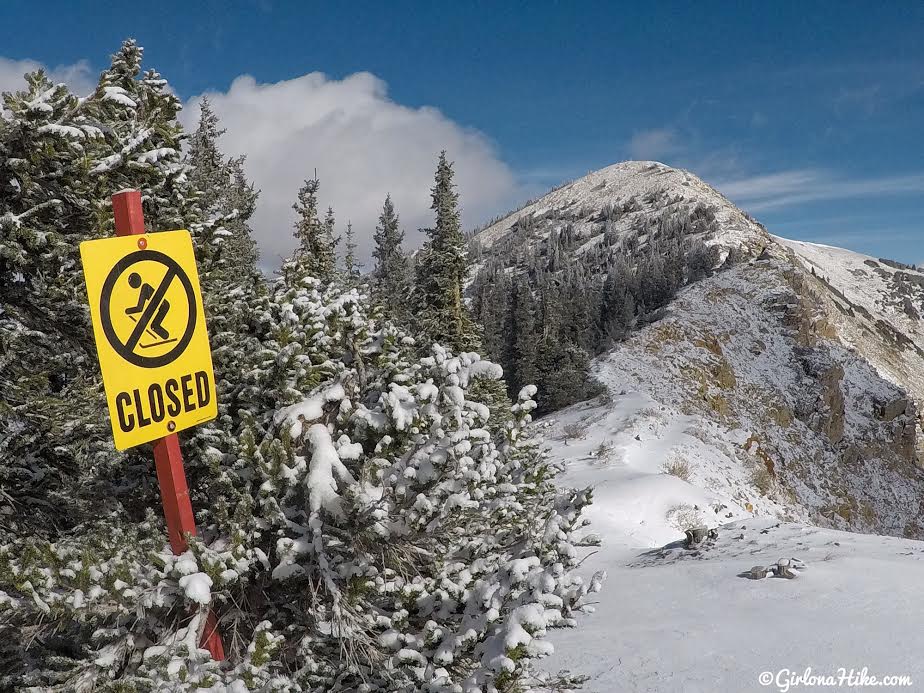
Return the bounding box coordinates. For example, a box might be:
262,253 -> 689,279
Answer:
79,230 -> 217,450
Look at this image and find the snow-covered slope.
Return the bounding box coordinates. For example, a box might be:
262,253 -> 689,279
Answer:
477,160 -> 769,256
472,161 -> 924,689
541,516 -> 924,691
532,392 -> 924,691
474,160 -> 924,537
777,236 -> 924,408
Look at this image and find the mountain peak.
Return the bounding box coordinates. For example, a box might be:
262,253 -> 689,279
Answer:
476,160 -> 769,256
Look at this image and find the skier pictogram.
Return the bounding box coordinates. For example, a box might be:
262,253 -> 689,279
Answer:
125,271 -> 176,347
98,249 -> 197,368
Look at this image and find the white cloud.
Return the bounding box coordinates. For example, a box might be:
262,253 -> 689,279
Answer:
0,57 -> 96,98
716,169 -> 924,212
626,128 -> 680,161
182,71 -> 521,269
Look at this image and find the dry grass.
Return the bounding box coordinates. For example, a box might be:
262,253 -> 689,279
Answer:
593,441 -> 616,462
561,422 -> 587,442
661,458 -> 692,482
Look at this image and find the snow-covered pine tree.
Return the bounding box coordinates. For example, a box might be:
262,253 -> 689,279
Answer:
2,262 -> 603,690
181,97 -> 268,460
0,40 -> 267,684
371,193 -> 411,324
414,152 -> 480,353
85,40 -> 194,235
186,96 -> 261,284
1,42 -> 602,692
0,70 -> 110,539
342,220 -> 361,281
284,175 -> 338,283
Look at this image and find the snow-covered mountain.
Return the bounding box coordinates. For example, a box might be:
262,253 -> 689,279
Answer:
473,161 -> 924,689
477,160 -> 768,255
475,160 -> 924,538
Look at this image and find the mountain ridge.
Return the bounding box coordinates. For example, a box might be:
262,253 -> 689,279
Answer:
471,159 -> 924,538
476,160 -> 770,256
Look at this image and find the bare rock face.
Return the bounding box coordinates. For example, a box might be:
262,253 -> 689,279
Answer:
875,397 -> 911,422
892,409 -> 919,465
817,364 -> 846,445
792,352 -> 846,445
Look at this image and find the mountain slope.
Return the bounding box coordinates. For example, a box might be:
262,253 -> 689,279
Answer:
477,160 -> 768,256
777,236 -> 924,414
473,159 -> 924,538
468,161 -> 924,690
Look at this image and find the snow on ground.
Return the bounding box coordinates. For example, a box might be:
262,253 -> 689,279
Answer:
537,391 -> 783,548
542,517 -> 924,692
537,390 -> 924,692
775,234 -> 924,400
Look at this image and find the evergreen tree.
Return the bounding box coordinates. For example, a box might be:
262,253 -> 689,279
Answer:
414,151 -> 479,352
186,97 -> 260,283
0,70 -> 105,538
322,205 -> 339,275
0,42 -> 604,690
371,194 -> 410,324
342,220 -> 361,281
85,40 -> 193,234
1,238 -> 602,691
284,176 -> 337,283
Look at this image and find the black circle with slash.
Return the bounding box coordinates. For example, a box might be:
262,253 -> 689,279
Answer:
100,249 -> 197,368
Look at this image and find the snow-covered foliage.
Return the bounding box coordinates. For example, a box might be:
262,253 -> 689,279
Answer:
1,271 -> 601,690
0,41 -> 600,691
0,41 -> 198,542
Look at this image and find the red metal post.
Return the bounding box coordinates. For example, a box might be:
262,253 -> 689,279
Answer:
111,190 -> 225,661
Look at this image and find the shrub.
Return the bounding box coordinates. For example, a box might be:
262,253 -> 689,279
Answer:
661,458 -> 692,482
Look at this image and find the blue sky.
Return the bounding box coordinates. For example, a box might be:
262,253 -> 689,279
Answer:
2,1 -> 923,264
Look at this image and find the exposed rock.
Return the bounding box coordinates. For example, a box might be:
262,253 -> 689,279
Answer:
880,258 -> 913,271
741,565 -> 769,580
794,356 -> 846,444
875,397 -> 911,422
684,527 -> 718,548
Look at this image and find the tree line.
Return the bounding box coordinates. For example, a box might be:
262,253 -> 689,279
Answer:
469,192 -> 724,413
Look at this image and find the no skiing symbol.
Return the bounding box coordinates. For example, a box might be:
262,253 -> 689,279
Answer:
100,249 -> 198,368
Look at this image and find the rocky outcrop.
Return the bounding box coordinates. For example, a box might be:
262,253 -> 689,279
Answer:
875,397 -> 912,422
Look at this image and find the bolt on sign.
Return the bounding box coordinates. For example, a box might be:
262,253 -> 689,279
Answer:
80,230 -> 217,450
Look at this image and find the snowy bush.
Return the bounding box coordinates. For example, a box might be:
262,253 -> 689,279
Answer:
1,275 -> 602,690
661,458 -> 692,482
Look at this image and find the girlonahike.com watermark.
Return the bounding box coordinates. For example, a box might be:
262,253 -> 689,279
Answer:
758,668 -> 913,691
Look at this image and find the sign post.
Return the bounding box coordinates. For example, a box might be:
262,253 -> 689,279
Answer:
90,190 -> 225,660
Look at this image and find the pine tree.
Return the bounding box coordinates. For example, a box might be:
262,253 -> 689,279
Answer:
414,152 -> 479,352
0,70 -> 106,538
0,43 -> 603,690
284,175 -> 337,283
342,220 -> 361,281
186,97 -> 260,284
2,240 -> 602,691
371,194 -> 410,323
322,205 -> 339,276
85,40 -> 193,234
